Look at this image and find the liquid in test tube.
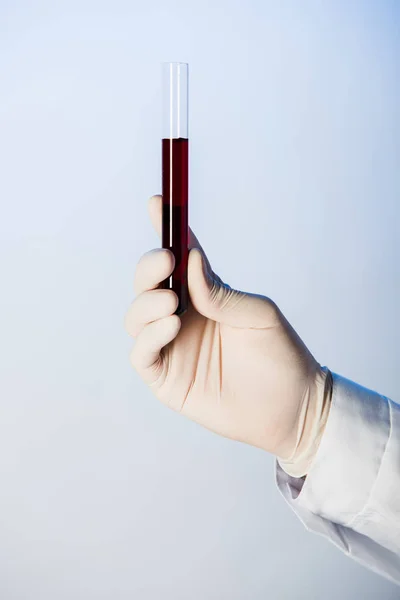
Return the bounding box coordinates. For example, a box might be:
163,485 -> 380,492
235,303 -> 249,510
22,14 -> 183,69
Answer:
161,62 -> 189,316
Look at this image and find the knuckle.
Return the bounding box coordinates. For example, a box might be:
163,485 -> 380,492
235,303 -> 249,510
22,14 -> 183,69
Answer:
209,280 -> 225,305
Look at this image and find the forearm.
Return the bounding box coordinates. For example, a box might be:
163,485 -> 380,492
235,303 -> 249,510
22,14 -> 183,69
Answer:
276,373 -> 400,584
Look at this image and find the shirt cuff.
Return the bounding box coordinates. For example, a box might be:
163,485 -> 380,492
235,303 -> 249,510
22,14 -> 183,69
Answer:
278,372 -> 391,527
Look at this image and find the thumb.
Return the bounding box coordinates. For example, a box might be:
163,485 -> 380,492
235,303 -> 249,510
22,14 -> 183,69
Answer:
188,248 -> 278,329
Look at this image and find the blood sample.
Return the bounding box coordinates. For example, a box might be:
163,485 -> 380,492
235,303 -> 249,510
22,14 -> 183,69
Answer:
161,62 -> 189,316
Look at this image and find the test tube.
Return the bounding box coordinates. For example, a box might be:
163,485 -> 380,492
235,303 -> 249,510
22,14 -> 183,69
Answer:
161,62 -> 189,316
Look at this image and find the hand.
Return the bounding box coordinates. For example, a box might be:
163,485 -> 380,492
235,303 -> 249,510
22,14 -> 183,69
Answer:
125,195 -> 323,460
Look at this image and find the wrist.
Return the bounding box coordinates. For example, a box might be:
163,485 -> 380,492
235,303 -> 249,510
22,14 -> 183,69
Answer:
278,366 -> 333,478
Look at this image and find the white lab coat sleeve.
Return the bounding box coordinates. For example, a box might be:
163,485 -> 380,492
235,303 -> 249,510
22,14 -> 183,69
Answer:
276,373 -> 400,585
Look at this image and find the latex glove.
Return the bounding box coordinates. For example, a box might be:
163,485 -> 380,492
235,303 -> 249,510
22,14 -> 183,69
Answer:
125,195 -> 331,471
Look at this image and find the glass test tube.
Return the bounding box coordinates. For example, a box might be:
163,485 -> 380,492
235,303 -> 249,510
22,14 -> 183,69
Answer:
161,62 -> 189,316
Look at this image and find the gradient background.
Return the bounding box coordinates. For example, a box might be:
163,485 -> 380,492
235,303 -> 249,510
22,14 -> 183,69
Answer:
0,1 -> 399,598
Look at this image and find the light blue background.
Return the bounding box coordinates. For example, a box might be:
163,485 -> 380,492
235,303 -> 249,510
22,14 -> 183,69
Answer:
0,1 -> 399,598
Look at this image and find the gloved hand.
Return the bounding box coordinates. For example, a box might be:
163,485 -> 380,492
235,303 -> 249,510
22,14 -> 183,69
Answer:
125,195 -> 331,475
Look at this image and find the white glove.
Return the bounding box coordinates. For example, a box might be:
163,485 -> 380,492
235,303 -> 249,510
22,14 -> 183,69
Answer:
125,195 -> 332,474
